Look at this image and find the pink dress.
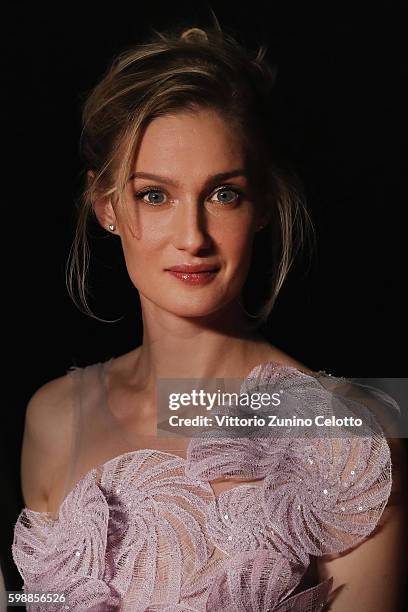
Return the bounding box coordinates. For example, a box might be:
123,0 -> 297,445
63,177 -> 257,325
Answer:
12,358 -> 396,611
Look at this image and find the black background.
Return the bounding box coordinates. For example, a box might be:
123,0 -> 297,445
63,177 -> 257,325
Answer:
2,1 -> 407,596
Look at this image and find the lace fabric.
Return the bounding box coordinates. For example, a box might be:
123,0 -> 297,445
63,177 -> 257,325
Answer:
12,358 -> 396,611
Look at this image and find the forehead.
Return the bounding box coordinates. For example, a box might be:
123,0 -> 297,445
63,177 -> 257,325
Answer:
134,108 -> 245,175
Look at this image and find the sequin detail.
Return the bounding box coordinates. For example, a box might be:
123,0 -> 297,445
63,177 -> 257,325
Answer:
12,360 -> 394,610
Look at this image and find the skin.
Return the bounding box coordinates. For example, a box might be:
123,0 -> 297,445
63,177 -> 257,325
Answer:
89,106 -> 310,501
20,106 -> 407,610
92,107 -> 278,389
92,107 -> 408,610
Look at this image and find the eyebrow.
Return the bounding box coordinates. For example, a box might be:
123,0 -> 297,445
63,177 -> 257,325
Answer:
127,169 -> 247,186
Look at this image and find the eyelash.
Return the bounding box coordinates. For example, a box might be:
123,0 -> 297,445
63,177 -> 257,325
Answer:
133,184 -> 244,207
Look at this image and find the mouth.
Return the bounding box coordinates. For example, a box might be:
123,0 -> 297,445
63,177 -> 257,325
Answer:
165,264 -> 220,273
165,265 -> 220,285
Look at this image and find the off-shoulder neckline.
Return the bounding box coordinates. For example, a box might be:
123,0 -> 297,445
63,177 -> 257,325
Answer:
20,357 -> 326,519
19,446 -> 270,523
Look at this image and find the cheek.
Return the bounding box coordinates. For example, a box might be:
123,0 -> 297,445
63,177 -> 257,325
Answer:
119,236 -> 159,286
215,226 -> 255,265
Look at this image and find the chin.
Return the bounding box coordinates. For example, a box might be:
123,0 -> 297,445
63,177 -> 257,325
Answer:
172,294 -> 243,319
167,304 -> 223,318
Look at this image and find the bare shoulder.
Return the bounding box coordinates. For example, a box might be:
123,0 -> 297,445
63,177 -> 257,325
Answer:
21,371 -> 76,512
106,345 -> 144,389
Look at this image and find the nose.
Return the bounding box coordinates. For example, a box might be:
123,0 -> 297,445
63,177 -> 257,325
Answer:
171,198 -> 213,254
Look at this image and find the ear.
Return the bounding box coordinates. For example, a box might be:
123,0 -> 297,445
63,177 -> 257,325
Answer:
87,170 -> 118,234
255,203 -> 273,232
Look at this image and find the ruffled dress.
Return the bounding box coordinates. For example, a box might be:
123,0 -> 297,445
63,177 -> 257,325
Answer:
12,358 -> 397,611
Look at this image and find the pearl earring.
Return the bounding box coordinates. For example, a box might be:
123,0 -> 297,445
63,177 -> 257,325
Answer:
108,224 -> 116,232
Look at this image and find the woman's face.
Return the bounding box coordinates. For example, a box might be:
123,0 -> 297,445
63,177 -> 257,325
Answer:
97,107 -> 268,319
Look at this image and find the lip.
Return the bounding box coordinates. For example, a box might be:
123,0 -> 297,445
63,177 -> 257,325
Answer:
166,267 -> 219,286
165,264 -> 220,273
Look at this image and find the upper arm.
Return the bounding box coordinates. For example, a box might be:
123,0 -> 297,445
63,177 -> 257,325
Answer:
20,373 -> 75,513
317,437 -> 408,612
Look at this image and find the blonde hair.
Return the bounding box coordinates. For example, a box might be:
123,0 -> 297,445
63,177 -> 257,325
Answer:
66,14 -> 315,330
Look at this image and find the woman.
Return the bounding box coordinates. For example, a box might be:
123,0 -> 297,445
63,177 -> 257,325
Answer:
12,20 -> 406,612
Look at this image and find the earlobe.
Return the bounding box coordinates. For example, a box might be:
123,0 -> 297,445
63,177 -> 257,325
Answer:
256,210 -> 272,232
86,170 -> 118,233
255,200 -> 273,232
92,195 -> 117,233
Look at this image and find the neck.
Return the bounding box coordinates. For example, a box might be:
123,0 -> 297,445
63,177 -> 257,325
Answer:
131,297 -> 270,390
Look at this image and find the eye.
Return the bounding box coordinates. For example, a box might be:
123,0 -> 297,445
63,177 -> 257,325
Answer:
210,186 -> 243,206
134,187 -> 167,206
133,184 -> 244,207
